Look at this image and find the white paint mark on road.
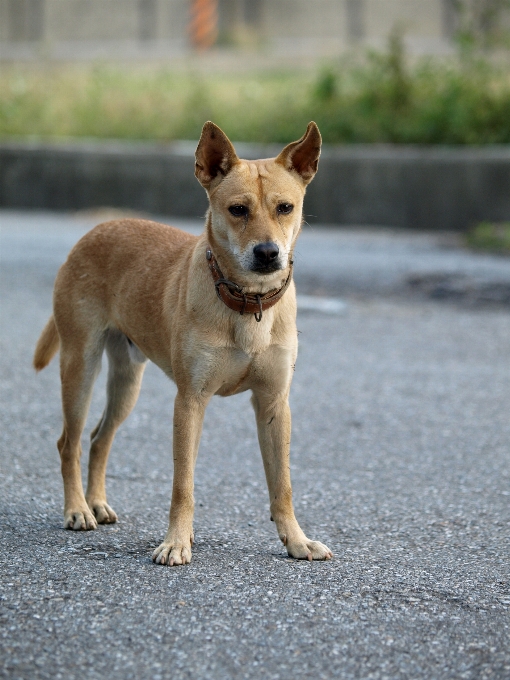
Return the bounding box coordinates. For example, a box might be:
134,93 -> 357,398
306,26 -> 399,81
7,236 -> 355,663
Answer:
297,295 -> 347,315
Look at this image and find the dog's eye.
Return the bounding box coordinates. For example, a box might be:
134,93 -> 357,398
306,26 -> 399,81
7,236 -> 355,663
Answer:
277,203 -> 293,215
229,205 -> 249,218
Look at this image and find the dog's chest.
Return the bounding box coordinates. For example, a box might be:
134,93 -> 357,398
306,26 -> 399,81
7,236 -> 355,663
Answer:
187,316 -> 274,397
189,344 -> 250,397
232,314 -> 273,356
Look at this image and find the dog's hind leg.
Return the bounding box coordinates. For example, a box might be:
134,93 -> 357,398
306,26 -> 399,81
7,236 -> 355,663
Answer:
58,332 -> 105,531
86,331 -> 147,524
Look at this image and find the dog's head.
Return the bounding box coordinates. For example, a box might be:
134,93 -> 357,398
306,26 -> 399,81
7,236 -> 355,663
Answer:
195,121 -> 321,293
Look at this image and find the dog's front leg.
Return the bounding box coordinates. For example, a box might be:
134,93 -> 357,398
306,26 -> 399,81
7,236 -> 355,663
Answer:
153,391 -> 207,566
252,391 -> 333,561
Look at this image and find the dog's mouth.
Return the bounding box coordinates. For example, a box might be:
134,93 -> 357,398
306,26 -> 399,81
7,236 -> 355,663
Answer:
250,260 -> 283,274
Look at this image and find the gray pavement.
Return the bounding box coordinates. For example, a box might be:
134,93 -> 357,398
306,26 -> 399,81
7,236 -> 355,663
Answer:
1,210 -> 509,680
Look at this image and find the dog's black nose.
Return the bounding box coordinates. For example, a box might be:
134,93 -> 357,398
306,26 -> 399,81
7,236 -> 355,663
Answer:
253,242 -> 279,265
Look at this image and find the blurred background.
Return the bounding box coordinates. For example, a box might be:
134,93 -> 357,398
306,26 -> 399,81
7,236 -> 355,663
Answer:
1,0 -> 510,144
1,0 -> 510,239
2,0 -> 510,58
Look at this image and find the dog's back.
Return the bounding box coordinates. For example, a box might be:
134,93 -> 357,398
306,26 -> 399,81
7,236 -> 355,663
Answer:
34,219 -> 198,370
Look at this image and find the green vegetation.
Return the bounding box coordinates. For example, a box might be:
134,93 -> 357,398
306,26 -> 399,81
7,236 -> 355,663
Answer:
1,39 -> 510,144
466,222 -> 510,254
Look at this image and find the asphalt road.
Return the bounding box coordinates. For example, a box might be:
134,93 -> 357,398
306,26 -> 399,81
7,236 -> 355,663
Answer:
1,210 -> 509,680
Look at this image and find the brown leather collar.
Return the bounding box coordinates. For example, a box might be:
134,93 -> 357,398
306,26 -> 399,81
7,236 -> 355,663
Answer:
206,248 -> 293,322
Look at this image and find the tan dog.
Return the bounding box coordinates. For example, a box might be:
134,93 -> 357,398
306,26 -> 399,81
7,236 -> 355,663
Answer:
34,121 -> 333,565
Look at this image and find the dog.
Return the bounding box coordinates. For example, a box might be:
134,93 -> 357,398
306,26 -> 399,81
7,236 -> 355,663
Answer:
33,121 -> 333,565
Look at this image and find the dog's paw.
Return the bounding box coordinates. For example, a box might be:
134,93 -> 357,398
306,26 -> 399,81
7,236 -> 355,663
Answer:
152,540 -> 192,566
87,500 -> 118,525
64,507 -> 98,531
285,537 -> 333,561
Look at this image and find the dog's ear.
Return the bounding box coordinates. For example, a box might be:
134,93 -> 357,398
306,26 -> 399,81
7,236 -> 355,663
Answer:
195,121 -> 239,189
275,122 -> 322,185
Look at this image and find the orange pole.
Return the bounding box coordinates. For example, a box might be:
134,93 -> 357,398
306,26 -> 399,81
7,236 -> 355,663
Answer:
189,0 -> 218,51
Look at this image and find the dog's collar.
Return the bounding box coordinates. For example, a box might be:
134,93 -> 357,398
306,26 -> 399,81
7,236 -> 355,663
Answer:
206,248 -> 293,322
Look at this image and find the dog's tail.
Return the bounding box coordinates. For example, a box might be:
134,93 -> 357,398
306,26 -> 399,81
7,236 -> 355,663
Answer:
33,316 -> 60,371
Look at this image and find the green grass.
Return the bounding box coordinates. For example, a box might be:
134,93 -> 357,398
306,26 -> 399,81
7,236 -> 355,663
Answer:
465,222 -> 510,254
0,67 -> 309,143
1,41 -> 510,144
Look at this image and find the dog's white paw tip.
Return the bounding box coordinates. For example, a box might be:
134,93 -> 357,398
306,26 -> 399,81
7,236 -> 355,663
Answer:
287,538 -> 332,561
152,550 -> 165,564
90,502 -> 118,525
64,510 -> 97,531
152,542 -> 192,567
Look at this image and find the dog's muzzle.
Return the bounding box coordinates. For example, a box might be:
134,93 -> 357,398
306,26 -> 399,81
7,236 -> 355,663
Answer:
251,242 -> 281,273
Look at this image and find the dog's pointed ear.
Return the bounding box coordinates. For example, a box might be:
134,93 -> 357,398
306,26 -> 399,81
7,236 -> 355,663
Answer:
275,122 -> 322,185
195,121 -> 239,189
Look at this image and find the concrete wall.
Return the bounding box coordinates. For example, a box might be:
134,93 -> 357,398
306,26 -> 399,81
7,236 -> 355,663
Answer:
312,145 -> 510,231
46,1 -> 140,42
0,0 -> 468,59
0,0 -> 187,42
1,141 -> 509,231
43,0 -> 187,41
364,0 -> 447,51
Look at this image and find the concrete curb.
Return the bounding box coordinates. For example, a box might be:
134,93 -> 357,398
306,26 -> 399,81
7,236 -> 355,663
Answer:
1,140 -> 510,230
